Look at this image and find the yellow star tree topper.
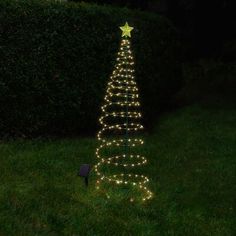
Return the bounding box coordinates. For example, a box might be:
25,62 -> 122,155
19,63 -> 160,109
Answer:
119,22 -> 134,38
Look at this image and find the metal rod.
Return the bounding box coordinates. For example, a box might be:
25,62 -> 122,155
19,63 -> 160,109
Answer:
125,38 -> 129,157
85,177 -> 88,187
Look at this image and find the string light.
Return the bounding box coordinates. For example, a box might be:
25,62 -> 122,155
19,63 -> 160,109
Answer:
95,23 -> 153,202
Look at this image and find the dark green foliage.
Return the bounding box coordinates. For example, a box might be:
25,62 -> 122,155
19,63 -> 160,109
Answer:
69,0 -> 149,10
0,0 -> 182,137
177,60 -> 236,105
0,104 -> 235,235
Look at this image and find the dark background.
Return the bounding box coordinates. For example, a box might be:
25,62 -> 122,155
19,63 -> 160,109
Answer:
0,0 -> 235,138
70,0 -> 236,61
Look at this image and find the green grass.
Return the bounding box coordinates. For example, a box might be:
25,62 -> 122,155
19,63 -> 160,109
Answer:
0,104 -> 235,236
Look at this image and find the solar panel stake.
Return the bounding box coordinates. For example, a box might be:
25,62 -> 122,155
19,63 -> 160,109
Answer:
78,164 -> 91,187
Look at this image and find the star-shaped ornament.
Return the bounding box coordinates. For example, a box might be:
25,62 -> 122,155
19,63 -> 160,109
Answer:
119,22 -> 134,38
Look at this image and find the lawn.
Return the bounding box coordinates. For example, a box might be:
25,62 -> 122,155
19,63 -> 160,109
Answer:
0,103 -> 235,236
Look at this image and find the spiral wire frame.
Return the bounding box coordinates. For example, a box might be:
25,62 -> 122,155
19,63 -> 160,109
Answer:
95,38 -> 153,201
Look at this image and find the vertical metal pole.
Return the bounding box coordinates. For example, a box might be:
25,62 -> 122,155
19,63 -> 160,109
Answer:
125,38 -> 129,157
85,177 -> 88,187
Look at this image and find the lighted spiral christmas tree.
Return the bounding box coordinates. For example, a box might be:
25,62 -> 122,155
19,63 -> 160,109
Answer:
95,22 -> 153,202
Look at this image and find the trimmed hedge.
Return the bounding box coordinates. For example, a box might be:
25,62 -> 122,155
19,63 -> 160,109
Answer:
0,0 -> 182,137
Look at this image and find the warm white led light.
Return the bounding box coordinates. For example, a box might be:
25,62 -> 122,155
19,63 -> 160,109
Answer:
95,32 -> 153,202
